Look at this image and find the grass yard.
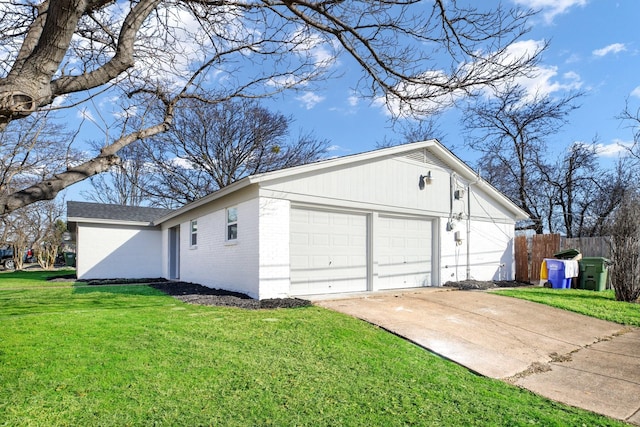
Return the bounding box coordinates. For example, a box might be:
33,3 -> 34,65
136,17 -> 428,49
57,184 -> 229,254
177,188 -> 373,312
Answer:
0,268 -> 76,289
493,287 -> 640,327
0,271 -> 629,426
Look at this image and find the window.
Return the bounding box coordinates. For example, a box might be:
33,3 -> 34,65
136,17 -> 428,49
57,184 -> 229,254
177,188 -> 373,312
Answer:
226,207 -> 238,241
190,219 -> 198,247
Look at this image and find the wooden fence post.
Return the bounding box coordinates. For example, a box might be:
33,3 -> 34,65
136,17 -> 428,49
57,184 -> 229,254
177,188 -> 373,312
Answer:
515,235 -> 529,282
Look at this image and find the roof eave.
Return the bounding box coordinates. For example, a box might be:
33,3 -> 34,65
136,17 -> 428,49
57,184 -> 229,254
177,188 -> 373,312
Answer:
68,217 -> 156,227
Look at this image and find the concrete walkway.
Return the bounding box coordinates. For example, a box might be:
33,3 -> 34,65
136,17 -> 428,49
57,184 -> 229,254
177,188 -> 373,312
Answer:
314,288 -> 640,425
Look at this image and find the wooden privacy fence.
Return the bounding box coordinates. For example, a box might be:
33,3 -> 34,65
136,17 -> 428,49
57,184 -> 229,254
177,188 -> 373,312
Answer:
514,234 -> 611,283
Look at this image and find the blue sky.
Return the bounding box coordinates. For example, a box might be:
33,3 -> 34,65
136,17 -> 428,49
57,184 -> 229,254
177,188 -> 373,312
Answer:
259,0 -> 639,165
65,0 -> 638,202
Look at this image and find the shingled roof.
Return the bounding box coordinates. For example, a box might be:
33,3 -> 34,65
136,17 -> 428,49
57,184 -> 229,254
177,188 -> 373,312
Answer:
67,201 -> 173,224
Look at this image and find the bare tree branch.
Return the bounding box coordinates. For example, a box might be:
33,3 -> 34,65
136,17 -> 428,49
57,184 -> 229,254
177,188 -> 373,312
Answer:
0,0 -> 544,214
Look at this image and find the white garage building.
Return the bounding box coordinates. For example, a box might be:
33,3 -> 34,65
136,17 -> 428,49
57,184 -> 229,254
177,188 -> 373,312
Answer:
68,140 -> 528,299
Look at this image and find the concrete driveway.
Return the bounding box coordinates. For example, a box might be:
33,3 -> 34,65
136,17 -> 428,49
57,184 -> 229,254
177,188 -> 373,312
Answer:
314,288 -> 640,425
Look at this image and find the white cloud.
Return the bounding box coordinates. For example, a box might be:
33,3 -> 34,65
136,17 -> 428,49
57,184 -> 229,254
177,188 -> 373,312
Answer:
51,94 -> 69,108
491,39 -> 582,97
592,43 -> 626,57
77,108 -> 96,122
373,38 -> 580,118
373,69 -> 466,118
513,0 -> 587,24
296,92 -> 324,110
288,28 -> 339,70
113,105 -> 138,119
515,66 -> 583,100
631,86 -> 640,98
267,75 -> 303,89
169,157 -> 194,170
594,139 -> 634,157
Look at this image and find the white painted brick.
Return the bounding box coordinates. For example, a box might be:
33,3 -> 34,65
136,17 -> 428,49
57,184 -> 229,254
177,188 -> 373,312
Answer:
77,223 -> 163,279
257,198 -> 291,299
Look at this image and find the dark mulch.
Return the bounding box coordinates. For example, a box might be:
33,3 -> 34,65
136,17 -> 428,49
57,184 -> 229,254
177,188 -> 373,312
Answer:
47,274 -> 311,309
47,273 -> 80,282
149,282 -> 312,310
444,280 -> 532,290
47,274 -> 527,307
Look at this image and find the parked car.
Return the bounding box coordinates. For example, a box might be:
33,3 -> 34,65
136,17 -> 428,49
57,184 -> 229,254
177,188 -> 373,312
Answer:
0,248 -> 16,270
1,247 -> 35,270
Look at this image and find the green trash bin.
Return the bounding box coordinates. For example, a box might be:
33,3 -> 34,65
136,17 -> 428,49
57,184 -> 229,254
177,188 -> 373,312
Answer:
63,252 -> 76,267
579,257 -> 609,291
554,248 -> 581,259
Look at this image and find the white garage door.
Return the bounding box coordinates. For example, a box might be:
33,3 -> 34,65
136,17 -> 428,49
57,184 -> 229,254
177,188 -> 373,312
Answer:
378,216 -> 432,289
290,209 -> 368,296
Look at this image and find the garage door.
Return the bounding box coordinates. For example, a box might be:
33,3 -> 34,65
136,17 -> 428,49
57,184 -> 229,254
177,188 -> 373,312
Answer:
378,216 -> 432,289
290,209 -> 368,295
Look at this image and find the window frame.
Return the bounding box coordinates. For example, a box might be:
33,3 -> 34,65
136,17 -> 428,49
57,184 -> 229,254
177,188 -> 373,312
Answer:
226,207 -> 238,241
190,219 -> 198,248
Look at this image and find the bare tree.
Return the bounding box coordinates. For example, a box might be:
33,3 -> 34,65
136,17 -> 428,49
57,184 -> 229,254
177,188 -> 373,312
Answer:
0,199 -> 64,270
82,142 -> 153,206
137,98 -> 329,207
609,190 -> 640,302
617,100 -> 640,166
462,84 -> 583,233
571,156 -> 635,237
0,0 -> 543,215
538,142 -> 599,237
376,117 -> 446,149
1,114 -> 76,197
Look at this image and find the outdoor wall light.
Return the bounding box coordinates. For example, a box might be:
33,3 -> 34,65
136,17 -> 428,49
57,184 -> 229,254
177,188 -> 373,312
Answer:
419,171 -> 433,190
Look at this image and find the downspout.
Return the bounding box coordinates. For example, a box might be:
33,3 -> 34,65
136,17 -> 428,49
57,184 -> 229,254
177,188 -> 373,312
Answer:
447,172 -> 456,231
466,183 -> 471,280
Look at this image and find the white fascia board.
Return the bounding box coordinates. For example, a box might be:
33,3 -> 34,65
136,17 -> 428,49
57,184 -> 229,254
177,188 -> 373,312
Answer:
67,217 -> 156,227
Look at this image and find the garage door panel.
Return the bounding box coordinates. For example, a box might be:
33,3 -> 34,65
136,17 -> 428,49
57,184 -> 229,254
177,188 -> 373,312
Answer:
290,209 -> 368,295
378,216 -> 432,290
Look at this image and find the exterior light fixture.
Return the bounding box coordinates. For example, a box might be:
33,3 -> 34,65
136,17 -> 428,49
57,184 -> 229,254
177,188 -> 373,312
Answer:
419,171 -> 432,190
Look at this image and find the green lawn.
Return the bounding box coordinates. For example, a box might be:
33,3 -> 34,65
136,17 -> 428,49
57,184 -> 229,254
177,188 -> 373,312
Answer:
0,269 -> 76,289
493,287 -> 640,327
0,272 -> 629,426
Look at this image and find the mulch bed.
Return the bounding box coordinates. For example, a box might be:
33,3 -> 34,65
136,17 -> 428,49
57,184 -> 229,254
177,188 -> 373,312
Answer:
47,274 -> 529,309
45,275 -> 311,310
148,281 -> 312,310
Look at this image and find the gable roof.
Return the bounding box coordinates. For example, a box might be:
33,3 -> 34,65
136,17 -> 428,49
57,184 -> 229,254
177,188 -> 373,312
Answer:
156,139 -> 530,224
67,201 -> 173,226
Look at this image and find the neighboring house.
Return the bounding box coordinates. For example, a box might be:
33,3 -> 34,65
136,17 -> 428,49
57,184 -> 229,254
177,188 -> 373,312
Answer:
68,140 -> 529,299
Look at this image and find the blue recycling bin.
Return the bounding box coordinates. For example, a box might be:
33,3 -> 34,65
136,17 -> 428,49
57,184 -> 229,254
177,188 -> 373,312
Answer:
544,259 -> 571,289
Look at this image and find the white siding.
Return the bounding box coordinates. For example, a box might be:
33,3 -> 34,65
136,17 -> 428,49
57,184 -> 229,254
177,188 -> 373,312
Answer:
76,223 -> 163,279
468,220 -> 515,281
262,156 -> 451,216
468,182 -> 517,222
440,218 -> 515,283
